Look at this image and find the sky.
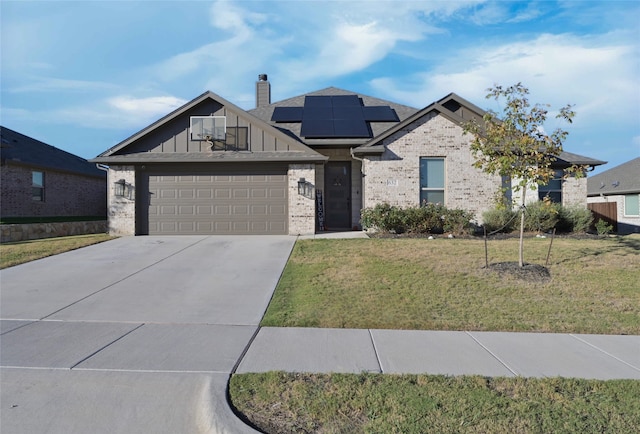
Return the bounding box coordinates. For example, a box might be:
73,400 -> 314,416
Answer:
1,0 -> 639,175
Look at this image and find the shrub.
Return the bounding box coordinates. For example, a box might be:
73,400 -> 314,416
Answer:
482,208 -> 519,233
442,208 -> 475,236
524,200 -> 560,233
557,205 -> 593,233
595,219 -> 613,236
405,203 -> 446,233
360,203 -> 406,233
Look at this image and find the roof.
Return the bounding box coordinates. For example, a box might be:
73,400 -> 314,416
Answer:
587,157 -> 640,196
353,94 -> 606,169
92,91 -> 326,164
0,126 -> 106,178
248,87 -> 419,147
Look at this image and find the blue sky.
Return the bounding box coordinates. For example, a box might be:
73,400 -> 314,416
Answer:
1,0 -> 638,175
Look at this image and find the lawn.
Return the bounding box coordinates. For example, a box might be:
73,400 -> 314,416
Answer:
0,233 -> 114,269
237,235 -> 640,433
261,235 -> 640,335
230,372 -> 640,434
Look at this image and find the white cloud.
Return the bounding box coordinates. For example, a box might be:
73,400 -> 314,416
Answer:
9,77 -> 118,93
108,95 -> 187,117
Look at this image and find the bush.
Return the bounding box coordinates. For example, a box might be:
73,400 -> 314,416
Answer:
595,219 -> 613,236
557,205 -> 593,233
524,200 -> 561,233
360,203 -> 406,233
482,208 -> 519,233
361,203 -> 474,235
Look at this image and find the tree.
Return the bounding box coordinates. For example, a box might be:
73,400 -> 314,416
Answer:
464,83 -> 581,267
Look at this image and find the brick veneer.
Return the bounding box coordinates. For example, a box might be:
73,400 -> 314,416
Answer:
1,164 -> 106,218
362,112 -> 501,224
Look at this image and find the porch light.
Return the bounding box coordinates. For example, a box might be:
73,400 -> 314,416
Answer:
114,179 -> 127,197
297,178 -> 313,198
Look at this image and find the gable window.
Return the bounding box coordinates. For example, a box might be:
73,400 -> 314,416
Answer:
419,157 -> 445,204
539,169 -> 563,203
190,116 -> 226,141
32,171 -> 44,201
625,194 -> 640,216
225,126 -> 249,151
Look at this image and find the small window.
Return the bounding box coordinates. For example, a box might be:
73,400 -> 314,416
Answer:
625,194 -> 640,216
225,126 -> 249,151
539,169 -> 563,203
190,116 -> 226,141
32,171 -> 44,201
419,157 -> 445,204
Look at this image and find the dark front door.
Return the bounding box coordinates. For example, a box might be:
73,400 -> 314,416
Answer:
324,162 -> 351,230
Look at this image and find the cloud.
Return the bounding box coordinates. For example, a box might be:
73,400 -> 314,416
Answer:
9,77 -> 118,93
108,95 -> 187,117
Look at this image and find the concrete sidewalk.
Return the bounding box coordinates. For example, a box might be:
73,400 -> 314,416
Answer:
237,327 -> 640,380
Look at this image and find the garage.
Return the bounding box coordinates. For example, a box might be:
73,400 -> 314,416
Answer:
145,165 -> 288,235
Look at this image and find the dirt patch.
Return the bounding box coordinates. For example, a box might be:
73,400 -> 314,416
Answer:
485,261 -> 551,283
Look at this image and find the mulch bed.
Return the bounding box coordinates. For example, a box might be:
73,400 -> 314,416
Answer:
484,261 -> 552,283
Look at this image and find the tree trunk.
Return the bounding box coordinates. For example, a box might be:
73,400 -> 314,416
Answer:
519,186 -> 526,267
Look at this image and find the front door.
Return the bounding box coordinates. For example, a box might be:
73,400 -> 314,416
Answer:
324,162 -> 351,230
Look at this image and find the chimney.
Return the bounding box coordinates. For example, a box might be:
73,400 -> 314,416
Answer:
256,74 -> 271,108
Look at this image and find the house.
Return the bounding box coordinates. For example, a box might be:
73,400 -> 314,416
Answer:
1,126 -> 107,220
587,157 -> 640,234
92,75 -> 604,236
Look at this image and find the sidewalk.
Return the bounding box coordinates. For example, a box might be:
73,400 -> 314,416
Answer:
237,327 -> 640,380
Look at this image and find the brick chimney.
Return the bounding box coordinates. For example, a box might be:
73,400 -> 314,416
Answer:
256,74 -> 271,108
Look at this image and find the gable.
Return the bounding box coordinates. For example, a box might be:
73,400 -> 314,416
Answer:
92,91 -> 326,164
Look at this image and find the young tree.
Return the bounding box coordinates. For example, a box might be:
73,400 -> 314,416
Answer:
464,83 -> 580,267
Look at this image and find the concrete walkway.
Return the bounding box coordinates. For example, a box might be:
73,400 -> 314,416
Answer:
2,232 -> 639,434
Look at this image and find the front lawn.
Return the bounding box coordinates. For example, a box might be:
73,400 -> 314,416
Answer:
261,235 -> 640,334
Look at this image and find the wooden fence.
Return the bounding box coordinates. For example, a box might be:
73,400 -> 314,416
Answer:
587,202 -> 618,232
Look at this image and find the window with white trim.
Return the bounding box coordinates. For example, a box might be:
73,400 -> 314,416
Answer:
625,194 -> 639,216
190,116 -> 226,141
419,157 -> 445,204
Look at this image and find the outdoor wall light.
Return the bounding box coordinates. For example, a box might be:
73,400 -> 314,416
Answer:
114,179 -> 127,197
297,178 -> 314,198
114,179 -> 134,199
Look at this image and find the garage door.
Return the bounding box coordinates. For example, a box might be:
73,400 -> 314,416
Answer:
147,166 -> 288,235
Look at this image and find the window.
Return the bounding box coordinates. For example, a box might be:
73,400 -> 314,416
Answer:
539,169 -> 563,203
225,126 -> 249,151
419,158 -> 445,204
625,194 -> 640,216
32,171 -> 44,201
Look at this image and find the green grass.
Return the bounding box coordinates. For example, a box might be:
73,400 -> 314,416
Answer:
230,372 -> 640,434
262,235 -> 640,334
0,234 -> 115,269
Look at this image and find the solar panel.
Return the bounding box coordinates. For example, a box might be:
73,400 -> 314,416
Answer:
303,106 -> 333,120
271,107 -> 303,122
333,119 -> 370,137
331,95 -> 361,106
304,96 -> 332,107
333,106 -> 364,120
301,119 -> 334,137
362,106 -> 399,122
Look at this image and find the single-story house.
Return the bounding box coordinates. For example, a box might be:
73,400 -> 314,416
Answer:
92,75 -> 604,236
587,157 -> 640,234
1,126 -> 107,219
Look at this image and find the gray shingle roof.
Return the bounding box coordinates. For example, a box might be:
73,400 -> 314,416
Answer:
1,126 -> 105,178
587,157 -> 640,196
248,87 -> 419,146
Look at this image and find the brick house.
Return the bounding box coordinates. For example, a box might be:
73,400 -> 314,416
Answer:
587,157 -> 640,234
92,76 -> 603,236
1,126 -> 107,219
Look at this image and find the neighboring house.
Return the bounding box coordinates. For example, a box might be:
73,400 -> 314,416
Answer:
1,126 -> 107,219
587,157 -> 640,234
92,75 -> 604,236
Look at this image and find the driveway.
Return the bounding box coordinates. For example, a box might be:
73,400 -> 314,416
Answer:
1,235 -> 295,434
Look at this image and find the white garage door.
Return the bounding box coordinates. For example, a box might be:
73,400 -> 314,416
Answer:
147,167 -> 288,235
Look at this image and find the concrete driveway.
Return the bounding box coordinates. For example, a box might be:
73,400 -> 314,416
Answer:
1,235 -> 295,434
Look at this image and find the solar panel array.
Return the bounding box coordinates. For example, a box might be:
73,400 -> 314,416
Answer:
271,95 -> 399,138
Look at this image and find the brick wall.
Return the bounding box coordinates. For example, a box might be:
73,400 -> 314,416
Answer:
1,163 -> 106,218
362,112 -> 501,224
288,164 -> 316,235
107,166 -> 136,236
